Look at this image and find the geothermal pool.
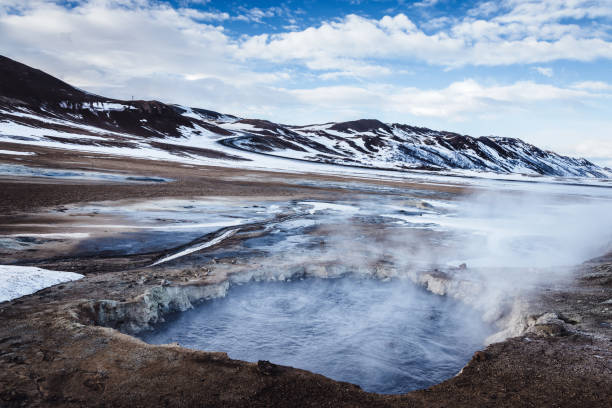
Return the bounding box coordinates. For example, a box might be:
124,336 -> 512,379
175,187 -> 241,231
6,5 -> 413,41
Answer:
140,277 -> 495,394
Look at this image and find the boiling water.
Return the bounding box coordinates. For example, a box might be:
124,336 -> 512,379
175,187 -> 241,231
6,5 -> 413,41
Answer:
140,277 -> 494,394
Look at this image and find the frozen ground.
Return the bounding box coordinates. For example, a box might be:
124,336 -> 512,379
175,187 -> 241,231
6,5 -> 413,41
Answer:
1,124 -> 611,398
4,178 -> 611,304
0,156 -> 611,405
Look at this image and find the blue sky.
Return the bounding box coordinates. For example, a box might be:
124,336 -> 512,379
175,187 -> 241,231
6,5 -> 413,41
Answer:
1,0 -> 611,165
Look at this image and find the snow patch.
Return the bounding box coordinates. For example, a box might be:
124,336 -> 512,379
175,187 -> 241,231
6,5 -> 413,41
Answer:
0,265 -> 83,302
151,228 -> 238,266
0,164 -> 172,183
0,149 -> 35,156
7,233 -> 91,239
299,201 -> 360,215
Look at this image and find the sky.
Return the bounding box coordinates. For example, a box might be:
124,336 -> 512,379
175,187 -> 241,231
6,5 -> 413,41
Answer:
0,0 -> 611,166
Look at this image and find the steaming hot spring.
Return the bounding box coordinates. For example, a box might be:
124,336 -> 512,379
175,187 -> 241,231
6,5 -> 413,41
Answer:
140,277 -> 493,393
133,191 -> 612,394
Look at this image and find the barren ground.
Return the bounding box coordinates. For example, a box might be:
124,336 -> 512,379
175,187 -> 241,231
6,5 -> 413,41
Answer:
0,144 -> 611,407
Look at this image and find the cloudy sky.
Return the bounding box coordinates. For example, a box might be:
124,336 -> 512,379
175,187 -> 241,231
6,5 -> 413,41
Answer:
1,0 -> 611,166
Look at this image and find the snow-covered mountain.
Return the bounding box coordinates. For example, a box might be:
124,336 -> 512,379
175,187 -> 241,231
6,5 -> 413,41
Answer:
1,55 -> 609,179
220,119 -> 611,178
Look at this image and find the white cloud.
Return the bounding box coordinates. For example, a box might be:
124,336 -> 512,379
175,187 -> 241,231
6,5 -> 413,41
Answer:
534,66 -> 553,77
177,0 -> 211,6
420,16 -> 453,30
570,139 -> 612,167
494,0 -> 612,25
289,80 -> 602,119
571,81 -> 612,91
179,8 -> 229,22
2,0 -> 611,85
0,1 -> 239,86
237,4 -> 612,70
467,1 -> 500,18
234,6 -> 282,23
414,0 -> 440,8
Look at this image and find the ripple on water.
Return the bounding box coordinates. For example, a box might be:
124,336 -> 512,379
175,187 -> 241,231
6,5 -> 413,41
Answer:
139,277 -> 494,394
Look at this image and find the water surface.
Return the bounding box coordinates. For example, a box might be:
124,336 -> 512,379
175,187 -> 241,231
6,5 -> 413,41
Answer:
140,277 -> 493,394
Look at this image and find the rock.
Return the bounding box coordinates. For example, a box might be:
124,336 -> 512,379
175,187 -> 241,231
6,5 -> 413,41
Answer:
257,360 -> 279,376
528,323 -> 567,337
525,312 -> 570,337
0,389 -> 29,404
472,351 -> 490,362
83,377 -> 106,392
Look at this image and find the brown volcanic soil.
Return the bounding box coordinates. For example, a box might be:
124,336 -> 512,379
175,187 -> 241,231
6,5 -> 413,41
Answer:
0,146 -> 611,407
0,142 -> 465,214
0,252 -> 610,408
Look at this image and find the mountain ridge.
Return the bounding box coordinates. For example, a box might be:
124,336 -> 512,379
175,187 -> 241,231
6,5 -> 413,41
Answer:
0,55 -> 609,179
